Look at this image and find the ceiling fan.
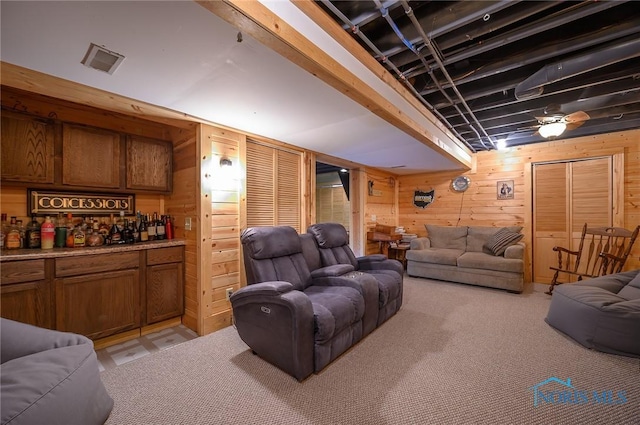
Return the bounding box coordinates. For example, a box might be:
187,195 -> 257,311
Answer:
533,104 -> 590,138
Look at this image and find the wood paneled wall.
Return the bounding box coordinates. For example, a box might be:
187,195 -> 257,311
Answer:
398,129 -> 640,282
363,168 -> 398,255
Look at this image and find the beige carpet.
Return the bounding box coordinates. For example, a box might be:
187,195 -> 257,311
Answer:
101,277 -> 640,424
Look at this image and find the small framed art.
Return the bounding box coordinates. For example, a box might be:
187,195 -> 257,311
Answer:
497,180 -> 514,200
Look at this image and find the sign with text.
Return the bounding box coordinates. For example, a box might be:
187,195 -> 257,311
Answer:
28,190 -> 135,216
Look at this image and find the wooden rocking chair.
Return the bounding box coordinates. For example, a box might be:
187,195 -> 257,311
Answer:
546,223 -> 640,295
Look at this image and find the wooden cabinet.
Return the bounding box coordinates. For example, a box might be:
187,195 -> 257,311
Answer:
1,112 -> 55,184
1,243 -> 185,340
55,251 -> 141,339
62,124 -> 121,188
145,246 -> 184,325
0,259 -> 53,329
1,110 -> 173,194
127,136 -> 172,192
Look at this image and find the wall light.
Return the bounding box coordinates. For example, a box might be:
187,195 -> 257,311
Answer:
220,158 -> 233,167
539,122 -> 566,138
496,139 -> 508,151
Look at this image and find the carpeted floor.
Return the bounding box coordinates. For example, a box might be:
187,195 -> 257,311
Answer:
100,276 -> 640,424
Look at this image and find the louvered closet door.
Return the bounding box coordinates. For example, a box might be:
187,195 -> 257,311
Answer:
532,157 -> 612,283
246,141 -> 301,232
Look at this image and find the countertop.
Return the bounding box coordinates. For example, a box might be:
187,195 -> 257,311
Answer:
0,239 -> 186,262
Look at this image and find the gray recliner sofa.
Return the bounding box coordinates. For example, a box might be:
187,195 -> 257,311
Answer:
1,318 -> 113,425
232,225 -> 402,381
307,222 -> 404,326
545,269 -> 640,357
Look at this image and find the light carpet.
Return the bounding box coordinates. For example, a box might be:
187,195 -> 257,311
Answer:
101,277 -> 640,424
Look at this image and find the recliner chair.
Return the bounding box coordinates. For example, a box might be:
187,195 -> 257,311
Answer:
307,222 -> 404,326
232,225 -> 378,381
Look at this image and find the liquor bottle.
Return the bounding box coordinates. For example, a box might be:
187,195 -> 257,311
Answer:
165,215 -> 174,240
16,220 -> 25,248
98,217 -> 111,239
41,216 -> 55,250
108,217 -> 123,244
54,213 -> 67,248
72,223 -> 86,247
139,215 -> 149,242
65,213 -> 75,248
147,213 -> 157,241
0,213 -> 8,248
25,215 -> 41,249
5,217 -> 21,249
156,215 -> 166,240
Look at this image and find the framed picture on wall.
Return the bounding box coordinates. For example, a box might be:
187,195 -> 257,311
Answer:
497,180 -> 514,200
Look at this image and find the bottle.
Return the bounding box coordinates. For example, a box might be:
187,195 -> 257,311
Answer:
16,220 -> 25,248
139,216 -> 149,242
72,223 -> 86,247
108,216 -> 123,244
156,215 -> 166,240
40,216 -> 55,250
54,213 -> 67,248
147,213 -> 157,241
0,213 -> 8,248
165,215 -> 173,240
25,215 -> 41,249
65,213 -> 75,248
5,217 -> 21,249
98,217 -> 111,240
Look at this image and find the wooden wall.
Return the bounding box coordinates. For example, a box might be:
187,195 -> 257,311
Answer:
363,168 -> 398,255
398,129 -> 640,282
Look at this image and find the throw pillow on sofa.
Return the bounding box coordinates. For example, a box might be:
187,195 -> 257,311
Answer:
484,228 -> 523,256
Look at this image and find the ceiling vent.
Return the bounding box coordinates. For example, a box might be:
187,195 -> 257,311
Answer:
81,43 -> 125,75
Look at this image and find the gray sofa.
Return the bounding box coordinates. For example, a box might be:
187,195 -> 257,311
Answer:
406,225 -> 525,293
1,318 -> 113,425
232,225 -> 403,381
545,269 -> 640,357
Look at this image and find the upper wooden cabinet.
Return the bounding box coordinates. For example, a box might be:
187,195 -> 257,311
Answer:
1,112 -> 55,184
63,124 -> 121,188
126,136 -> 172,192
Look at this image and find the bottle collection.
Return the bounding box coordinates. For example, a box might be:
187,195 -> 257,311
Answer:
0,211 -> 174,250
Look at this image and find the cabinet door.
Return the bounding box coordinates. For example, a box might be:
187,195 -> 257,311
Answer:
126,136 -> 172,192
1,112 -> 55,183
146,262 -> 184,325
1,281 -> 53,329
0,259 -> 52,328
62,123 -> 121,188
56,269 -> 140,339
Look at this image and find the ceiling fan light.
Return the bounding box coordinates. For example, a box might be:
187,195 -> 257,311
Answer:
539,122 -> 566,138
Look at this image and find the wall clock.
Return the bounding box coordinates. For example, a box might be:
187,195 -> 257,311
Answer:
451,176 -> 470,192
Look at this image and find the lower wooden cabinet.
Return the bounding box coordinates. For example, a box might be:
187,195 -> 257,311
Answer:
145,246 -> 184,325
1,244 -> 185,340
56,269 -> 141,339
0,259 -> 53,329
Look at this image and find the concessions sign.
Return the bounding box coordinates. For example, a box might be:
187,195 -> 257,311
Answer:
28,190 -> 135,216
413,189 -> 435,208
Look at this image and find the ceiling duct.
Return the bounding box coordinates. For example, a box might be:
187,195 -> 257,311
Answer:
515,36 -> 640,100
81,43 -> 125,75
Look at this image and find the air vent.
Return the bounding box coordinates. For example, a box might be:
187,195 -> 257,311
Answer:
81,43 -> 125,75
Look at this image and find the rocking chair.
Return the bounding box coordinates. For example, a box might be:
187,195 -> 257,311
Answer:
546,223 -> 640,295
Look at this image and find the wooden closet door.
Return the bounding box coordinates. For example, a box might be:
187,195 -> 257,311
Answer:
532,157 -> 612,283
533,162 -> 569,283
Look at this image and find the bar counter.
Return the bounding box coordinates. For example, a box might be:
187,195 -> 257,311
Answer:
0,239 -> 186,262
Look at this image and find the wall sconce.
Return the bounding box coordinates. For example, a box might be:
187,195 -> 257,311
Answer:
220,158 -> 233,167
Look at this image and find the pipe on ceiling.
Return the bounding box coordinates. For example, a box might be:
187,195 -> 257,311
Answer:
515,36 -> 640,100
397,0 -> 496,149
320,0 -> 477,152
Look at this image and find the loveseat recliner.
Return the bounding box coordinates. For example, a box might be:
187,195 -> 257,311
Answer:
307,222 -> 404,326
1,318 -> 114,425
545,269 -> 640,357
232,224 -> 402,381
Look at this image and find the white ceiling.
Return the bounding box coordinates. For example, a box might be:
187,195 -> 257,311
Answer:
0,0 -> 467,174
